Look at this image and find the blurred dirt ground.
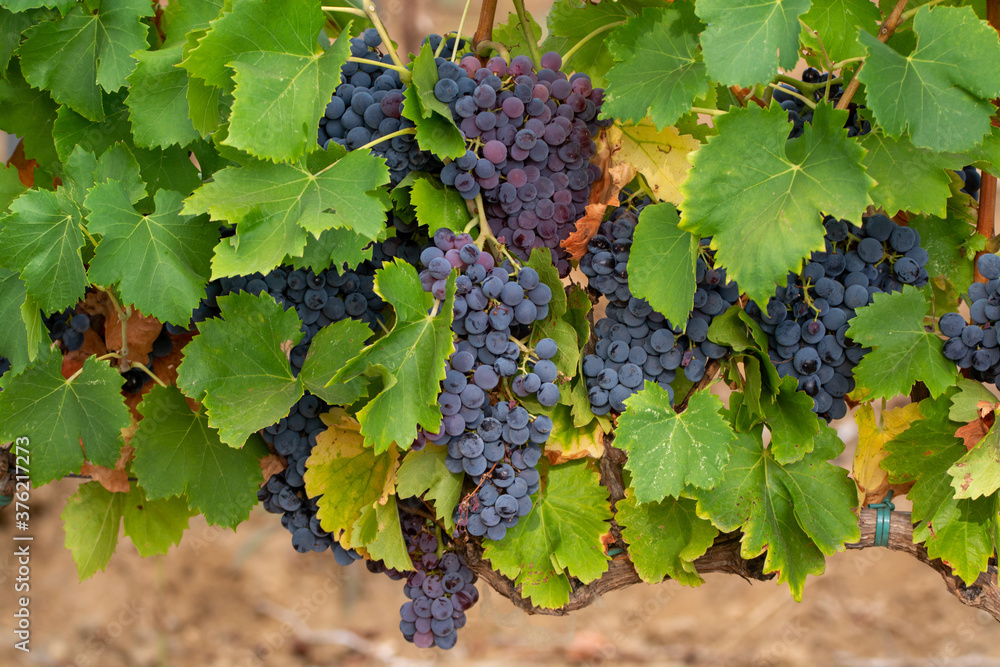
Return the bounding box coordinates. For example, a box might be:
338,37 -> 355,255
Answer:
1,477 -> 1000,667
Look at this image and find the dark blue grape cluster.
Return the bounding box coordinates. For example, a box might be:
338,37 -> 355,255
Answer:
748,214 -> 930,420
434,51 -> 607,276
773,67 -> 870,138
318,28 -> 434,184
580,198 -> 738,413
957,166 -> 982,200
257,393 -> 345,554
512,337 -> 560,405
940,252 -> 1000,383
44,309 -> 92,352
397,511 -> 479,649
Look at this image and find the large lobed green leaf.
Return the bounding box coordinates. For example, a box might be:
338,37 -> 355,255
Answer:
131,386 -> 268,528
0,353 -> 130,486
696,425 -> 860,600
627,203 -> 699,328
679,103 -> 874,305
483,460 -> 612,609
332,261 -> 455,453
858,6 -> 1000,153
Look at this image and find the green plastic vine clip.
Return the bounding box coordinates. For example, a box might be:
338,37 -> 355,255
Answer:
868,490 -> 895,547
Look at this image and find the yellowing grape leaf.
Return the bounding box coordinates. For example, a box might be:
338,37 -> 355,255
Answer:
545,403 -> 605,464
852,402 -> 923,506
607,120 -> 698,205
396,444 -> 462,531
305,409 -> 398,544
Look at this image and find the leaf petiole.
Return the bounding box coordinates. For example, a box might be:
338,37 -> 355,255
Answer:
562,21 -> 626,67
511,0 -> 542,68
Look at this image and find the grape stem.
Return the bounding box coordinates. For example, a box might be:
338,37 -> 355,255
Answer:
836,0 -> 910,110
346,56 -> 410,78
362,2 -> 404,70
508,336 -> 534,356
350,127 -> 417,154
773,73 -> 841,95
831,57 -> 865,70
767,82 -> 817,109
561,21 -> 626,68
473,193 -> 520,270
690,106 -> 726,117
511,0 -> 542,69
321,6 -> 366,18
475,40 -> 512,63
449,0 -> 474,62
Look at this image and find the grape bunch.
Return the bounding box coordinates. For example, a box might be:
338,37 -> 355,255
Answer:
433,52 -> 607,275
748,214 -> 930,420
318,29 -> 437,184
257,393 -> 347,555
397,511 -> 479,649
957,165 -> 982,200
44,309 -> 93,352
939,252 -> 1000,382
580,196 -> 739,413
773,67 -> 870,138
512,337 -> 561,406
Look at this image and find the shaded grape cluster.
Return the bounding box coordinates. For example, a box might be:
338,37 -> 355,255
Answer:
318,29 -> 438,184
434,52 -> 607,275
397,510 -> 479,649
940,252 -> 1000,383
580,196 -> 738,413
44,308 -> 93,352
773,67 -> 870,138
748,214 -> 930,420
257,393 -> 345,555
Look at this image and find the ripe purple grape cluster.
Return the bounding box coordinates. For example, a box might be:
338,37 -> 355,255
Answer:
258,393 -> 344,554
580,196 -> 738,413
939,252 -> 1000,382
772,67 -> 870,138
512,337 -> 560,405
397,511 -> 480,649
434,51 -> 607,276
748,214 -> 930,420
318,29 -> 438,184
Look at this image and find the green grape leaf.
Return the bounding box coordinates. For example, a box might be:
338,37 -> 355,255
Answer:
847,286 -> 957,400
528,311 -> 580,381
883,392 -> 998,583
909,206 -> 977,299
349,495 -> 412,572
527,247 -> 567,318
52,92 -> 132,161
400,87 -> 466,160
411,175 -> 470,234
18,0 -> 154,121
0,9 -> 31,74
161,0 -> 225,45
950,426 -> 1000,500
396,444 -> 463,532
541,0 -> 659,87
679,103 -> 874,305
0,188 -> 86,313
0,62 -> 59,167
3,0 -> 75,13
181,0 -> 349,162
950,377 -> 998,423
132,386 -> 267,528
603,6 -> 709,130
85,187 -> 216,325
409,42 -> 451,120
858,6 -> 1000,152
617,491 -> 718,586
617,385 -> 734,503
332,261 -> 455,453
800,0 -> 881,62
306,409 -> 399,544
291,226 -> 380,273
483,460 -> 612,609
132,145 -> 202,199
627,202 -> 698,327
493,11 -> 543,61
0,269 -> 44,375
300,318 -> 372,406
696,0 -> 811,86
121,487 -> 194,557
764,375 -> 823,465
695,427 -> 859,600
0,353 -> 129,486
61,481 -> 125,580
860,132 -> 966,217
126,44 -> 201,149
184,149 -> 390,277
176,292 -> 305,447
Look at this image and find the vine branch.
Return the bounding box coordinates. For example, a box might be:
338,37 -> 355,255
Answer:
473,0 -> 499,53
836,0 -> 910,110
460,502 -> 1000,621
975,0 -> 1000,282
